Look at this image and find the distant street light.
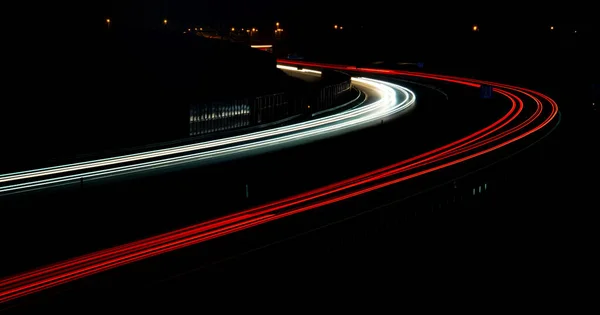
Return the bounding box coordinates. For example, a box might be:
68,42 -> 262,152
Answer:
334,25 -> 338,29
340,26 -> 343,30
276,22 -> 280,27
472,25 -> 478,31
550,26 -> 554,30
106,18 -> 111,29
163,19 -> 168,26
231,27 -> 235,31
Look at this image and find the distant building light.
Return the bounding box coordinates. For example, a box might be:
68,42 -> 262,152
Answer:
188,28 -> 191,32
276,22 -> 280,27
340,26 -> 344,30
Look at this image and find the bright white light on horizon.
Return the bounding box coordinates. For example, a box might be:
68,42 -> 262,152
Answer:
277,65 -> 321,75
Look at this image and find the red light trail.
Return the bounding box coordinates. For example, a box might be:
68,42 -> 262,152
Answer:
0,61 -> 559,304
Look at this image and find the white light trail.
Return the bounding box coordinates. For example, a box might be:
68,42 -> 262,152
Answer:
0,68 -> 416,194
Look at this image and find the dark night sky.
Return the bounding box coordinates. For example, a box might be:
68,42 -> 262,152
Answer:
5,0 -> 594,32
103,1 -> 594,26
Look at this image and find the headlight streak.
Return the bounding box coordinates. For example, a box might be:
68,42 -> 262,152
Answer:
0,75 -> 415,194
0,61 -> 559,304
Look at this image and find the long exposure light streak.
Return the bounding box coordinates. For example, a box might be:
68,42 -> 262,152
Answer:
0,61 -> 559,304
0,73 -> 415,195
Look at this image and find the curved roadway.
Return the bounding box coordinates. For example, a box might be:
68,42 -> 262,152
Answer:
0,69 -> 416,196
0,61 -> 559,304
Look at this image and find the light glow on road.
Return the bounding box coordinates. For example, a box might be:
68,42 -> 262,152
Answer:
0,69 -> 415,194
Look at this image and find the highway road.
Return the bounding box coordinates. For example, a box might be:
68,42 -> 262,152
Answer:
0,61 -> 559,306
0,68 -> 415,196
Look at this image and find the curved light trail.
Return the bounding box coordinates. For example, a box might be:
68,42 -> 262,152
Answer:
0,61 -> 559,304
0,71 -> 415,195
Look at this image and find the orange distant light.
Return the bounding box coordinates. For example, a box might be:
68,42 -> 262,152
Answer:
334,25 -> 338,29
163,19 -> 168,25
473,25 -> 478,31
550,26 -> 554,30
106,18 -> 111,24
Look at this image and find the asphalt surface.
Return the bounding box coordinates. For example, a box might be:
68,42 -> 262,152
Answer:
0,72 -> 520,311
0,71 -> 409,276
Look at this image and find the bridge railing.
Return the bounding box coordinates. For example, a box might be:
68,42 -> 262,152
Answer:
314,80 -> 352,112
189,99 -> 251,136
189,75 -> 352,136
